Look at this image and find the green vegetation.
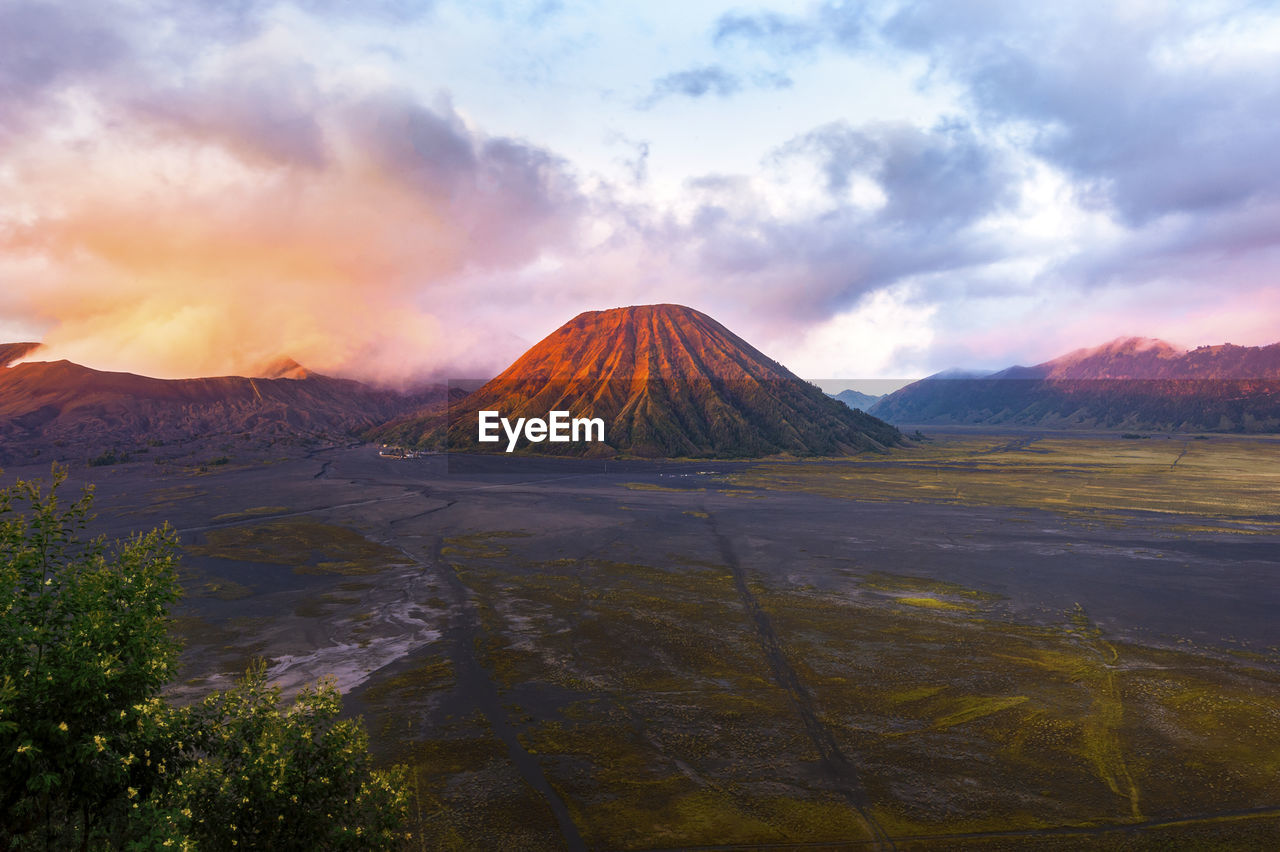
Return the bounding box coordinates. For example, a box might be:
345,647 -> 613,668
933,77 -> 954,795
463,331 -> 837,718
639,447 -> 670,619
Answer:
188,518 -> 403,575
210,505 -> 289,522
861,571 -> 1004,602
0,467 -> 408,849
621,481 -> 702,492
728,434 -> 1280,527
87,449 -> 129,467
193,576 -> 254,601
895,595 -> 974,611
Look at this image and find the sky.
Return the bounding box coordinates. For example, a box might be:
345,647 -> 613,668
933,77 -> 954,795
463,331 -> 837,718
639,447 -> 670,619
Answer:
2,0 -> 1279,386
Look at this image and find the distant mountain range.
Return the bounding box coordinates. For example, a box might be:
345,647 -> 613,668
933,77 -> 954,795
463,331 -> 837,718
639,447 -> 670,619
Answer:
829,389 -> 882,411
31,322 -> 1270,460
374,304 -> 903,457
871,337 -> 1280,431
0,348 -> 450,465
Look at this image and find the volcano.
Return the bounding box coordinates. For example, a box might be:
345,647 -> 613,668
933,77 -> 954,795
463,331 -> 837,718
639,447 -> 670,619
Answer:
0,354 -> 451,465
871,337 -> 1280,432
374,304 -> 903,457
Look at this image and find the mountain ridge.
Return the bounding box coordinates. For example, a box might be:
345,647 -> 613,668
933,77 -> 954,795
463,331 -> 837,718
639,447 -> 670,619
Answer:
0,352 -> 450,464
830,389 -> 882,411
871,336 -> 1280,431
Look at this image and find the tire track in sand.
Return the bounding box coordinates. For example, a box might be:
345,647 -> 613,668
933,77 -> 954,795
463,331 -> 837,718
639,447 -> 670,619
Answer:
706,511 -> 895,851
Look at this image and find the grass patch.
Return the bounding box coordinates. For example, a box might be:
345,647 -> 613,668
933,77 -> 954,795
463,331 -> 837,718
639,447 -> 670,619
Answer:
727,435 -> 1280,525
210,505 -> 289,522
621,481 -> 703,492
187,518 -> 402,575
194,577 -> 254,601
862,571 -> 1004,602
896,595 -> 975,612
440,530 -> 531,559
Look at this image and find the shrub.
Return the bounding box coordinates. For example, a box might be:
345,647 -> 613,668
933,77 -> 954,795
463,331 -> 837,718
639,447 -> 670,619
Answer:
0,467 -> 408,849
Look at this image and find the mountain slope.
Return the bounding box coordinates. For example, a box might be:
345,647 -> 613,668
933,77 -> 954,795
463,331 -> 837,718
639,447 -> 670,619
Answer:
871,338 -> 1280,432
0,354 -> 449,464
374,304 -> 903,457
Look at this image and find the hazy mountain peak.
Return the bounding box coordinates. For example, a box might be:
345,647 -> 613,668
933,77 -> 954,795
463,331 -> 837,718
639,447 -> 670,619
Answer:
1042,337 -> 1184,379
1,342 -> 43,368
1058,336 -> 1181,361
831,389 -> 883,411
254,356 -> 311,380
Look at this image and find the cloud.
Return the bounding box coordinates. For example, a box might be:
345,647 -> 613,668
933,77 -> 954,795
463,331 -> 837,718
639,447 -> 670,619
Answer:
0,49 -> 585,383
640,61 -> 792,109
777,284 -> 938,379
713,3 -> 863,54
292,0 -> 437,23
3,0 -> 1279,386
883,2 -> 1280,226
774,118 -> 1020,226
694,1 -> 1280,366
0,1 -> 128,136
136,62 -> 330,169
641,65 -> 743,106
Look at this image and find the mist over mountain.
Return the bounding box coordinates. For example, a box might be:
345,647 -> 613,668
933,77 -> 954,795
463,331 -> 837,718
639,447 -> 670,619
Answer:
374,304 -> 903,458
0,343 -> 42,368
871,338 -> 1280,431
0,353 -> 450,465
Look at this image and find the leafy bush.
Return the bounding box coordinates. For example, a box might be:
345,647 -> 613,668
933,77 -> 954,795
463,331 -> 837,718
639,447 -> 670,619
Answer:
0,470 -> 180,847
0,467 -> 409,849
87,449 -> 129,467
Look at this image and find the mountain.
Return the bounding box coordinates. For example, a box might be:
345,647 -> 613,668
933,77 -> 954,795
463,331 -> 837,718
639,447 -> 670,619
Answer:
373,304 -> 903,458
871,338 -> 1280,432
830,389 -> 882,411
0,353 -> 451,465
0,342 -> 41,368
